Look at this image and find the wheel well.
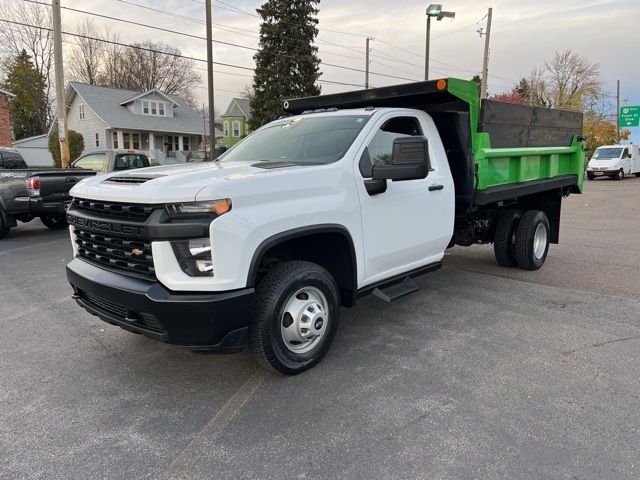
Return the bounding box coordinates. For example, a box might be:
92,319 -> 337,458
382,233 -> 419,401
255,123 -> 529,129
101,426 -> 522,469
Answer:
249,230 -> 357,307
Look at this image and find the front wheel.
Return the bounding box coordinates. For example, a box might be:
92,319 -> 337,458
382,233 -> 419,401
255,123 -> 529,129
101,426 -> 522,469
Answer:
40,215 -> 68,230
615,169 -> 624,181
514,210 -> 550,271
249,261 -> 340,375
635,172 -> 640,178
586,172 -> 595,181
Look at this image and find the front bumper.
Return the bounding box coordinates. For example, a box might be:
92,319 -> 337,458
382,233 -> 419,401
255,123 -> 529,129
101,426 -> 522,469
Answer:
66,258 -> 254,353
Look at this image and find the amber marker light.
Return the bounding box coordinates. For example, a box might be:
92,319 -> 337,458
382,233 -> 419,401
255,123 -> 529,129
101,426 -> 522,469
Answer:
436,79 -> 447,90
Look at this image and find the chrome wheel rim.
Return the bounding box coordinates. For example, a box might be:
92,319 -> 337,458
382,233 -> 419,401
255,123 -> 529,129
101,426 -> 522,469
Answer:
533,223 -> 547,260
280,287 -> 329,354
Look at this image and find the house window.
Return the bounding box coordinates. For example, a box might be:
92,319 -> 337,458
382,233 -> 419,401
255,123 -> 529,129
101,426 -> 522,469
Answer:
159,103 -> 165,116
141,133 -> 149,150
95,133 -> 100,148
183,137 -> 190,151
223,122 -> 229,137
174,136 -> 180,151
151,102 -> 157,115
79,104 -> 85,120
143,101 -> 149,115
132,133 -> 140,150
232,121 -> 240,137
112,132 -> 119,149
123,133 -> 130,149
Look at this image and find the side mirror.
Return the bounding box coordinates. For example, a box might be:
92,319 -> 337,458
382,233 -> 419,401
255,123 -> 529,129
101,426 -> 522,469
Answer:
372,136 -> 430,181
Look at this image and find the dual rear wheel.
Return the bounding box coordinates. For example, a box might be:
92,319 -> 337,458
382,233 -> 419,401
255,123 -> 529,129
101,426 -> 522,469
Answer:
493,209 -> 550,270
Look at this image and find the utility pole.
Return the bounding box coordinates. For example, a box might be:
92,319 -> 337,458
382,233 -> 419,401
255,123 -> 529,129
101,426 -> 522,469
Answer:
52,0 -> 70,167
480,7 -> 493,100
425,16 -> 431,81
365,37 -> 371,89
205,0 -> 216,160
616,79 -> 620,138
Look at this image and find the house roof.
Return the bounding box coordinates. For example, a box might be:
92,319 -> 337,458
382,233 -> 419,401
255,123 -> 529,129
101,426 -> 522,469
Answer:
12,134 -> 48,146
222,97 -> 251,119
0,87 -> 15,98
66,82 -> 208,136
119,88 -> 178,107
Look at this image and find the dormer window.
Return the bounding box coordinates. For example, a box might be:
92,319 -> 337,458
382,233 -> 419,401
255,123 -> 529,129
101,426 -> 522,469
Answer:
141,100 -> 167,116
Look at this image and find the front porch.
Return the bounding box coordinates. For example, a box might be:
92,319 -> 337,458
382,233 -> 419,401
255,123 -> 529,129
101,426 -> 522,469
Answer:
106,129 -> 202,164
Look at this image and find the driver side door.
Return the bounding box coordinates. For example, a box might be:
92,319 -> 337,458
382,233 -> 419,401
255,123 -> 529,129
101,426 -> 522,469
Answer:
353,112 -> 454,286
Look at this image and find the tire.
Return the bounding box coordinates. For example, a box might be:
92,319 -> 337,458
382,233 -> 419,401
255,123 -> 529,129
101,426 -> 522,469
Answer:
493,209 -> 522,267
635,172 -> 640,178
40,215 -> 68,230
249,261 -> 340,375
0,215 -> 10,239
615,169 -> 624,181
586,173 -> 595,181
514,210 -> 550,271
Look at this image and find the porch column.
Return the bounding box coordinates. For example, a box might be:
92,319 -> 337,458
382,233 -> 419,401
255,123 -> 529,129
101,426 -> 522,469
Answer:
149,132 -> 155,156
116,130 -> 124,150
178,135 -> 184,151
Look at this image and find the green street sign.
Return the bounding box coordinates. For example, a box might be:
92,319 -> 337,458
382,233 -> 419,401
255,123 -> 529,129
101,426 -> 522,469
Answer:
620,106 -> 640,127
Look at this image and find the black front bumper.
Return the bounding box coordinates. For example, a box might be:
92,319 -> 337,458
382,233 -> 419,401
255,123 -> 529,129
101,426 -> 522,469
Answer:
66,259 -> 254,353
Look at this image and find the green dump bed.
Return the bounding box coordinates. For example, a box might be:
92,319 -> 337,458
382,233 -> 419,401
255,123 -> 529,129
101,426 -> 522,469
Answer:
284,77 -> 585,210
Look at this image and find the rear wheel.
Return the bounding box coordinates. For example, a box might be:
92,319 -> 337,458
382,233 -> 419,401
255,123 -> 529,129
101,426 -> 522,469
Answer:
0,215 -> 11,239
40,215 -> 68,230
514,210 -> 550,271
493,209 -> 522,267
635,172 -> 640,178
249,261 -> 340,375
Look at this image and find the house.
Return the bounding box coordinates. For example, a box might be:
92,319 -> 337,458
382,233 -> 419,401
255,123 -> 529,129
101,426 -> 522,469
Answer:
12,134 -> 54,166
64,82 -> 218,163
0,88 -> 15,147
219,97 -> 251,148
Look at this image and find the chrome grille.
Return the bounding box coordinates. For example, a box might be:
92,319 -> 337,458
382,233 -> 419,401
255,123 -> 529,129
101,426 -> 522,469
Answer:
74,227 -> 155,279
74,198 -> 155,221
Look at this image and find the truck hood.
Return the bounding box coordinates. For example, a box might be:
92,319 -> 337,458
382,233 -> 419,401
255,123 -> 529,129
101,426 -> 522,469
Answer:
69,161 -> 308,203
588,158 -> 621,168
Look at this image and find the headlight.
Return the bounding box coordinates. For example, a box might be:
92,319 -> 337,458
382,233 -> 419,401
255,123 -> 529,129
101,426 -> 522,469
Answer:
171,237 -> 213,277
166,199 -> 231,218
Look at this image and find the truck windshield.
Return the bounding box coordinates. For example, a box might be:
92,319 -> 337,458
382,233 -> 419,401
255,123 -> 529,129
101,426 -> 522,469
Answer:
218,115 -> 370,165
593,148 -> 622,159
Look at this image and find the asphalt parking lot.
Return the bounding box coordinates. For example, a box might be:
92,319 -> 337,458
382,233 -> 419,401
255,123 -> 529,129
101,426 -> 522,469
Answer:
1,177 -> 639,480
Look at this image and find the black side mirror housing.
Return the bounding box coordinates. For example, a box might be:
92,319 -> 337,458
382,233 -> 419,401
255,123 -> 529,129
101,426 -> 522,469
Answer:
372,136 -> 430,181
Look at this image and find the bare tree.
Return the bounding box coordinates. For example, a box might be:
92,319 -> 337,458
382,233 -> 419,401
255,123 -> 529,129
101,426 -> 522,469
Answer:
66,20 -> 104,85
526,50 -> 602,111
0,1 -> 54,126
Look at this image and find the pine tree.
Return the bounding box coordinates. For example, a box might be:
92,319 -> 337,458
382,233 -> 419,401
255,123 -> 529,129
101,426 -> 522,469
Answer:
1,50 -> 49,139
514,78 -> 531,105
250,0 -> 321,130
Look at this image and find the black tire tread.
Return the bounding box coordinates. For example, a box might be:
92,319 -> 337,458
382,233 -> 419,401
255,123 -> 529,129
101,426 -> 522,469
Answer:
249,260 -> 338,374
494,209 -> 521,267
0,217 -> 10,239
514,210 -> 549,271
40,215 -> 68,230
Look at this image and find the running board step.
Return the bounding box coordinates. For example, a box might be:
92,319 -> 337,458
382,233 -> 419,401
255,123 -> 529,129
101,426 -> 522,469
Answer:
372,276 -> 419,303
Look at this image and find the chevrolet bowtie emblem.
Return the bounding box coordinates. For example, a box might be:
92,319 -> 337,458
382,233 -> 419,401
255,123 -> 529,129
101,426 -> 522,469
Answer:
131,248 -> 144,256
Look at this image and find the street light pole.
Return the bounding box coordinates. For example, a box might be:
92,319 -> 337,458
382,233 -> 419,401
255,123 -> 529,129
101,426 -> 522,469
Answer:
205,0 -> 215,160
52,0 -> 70,167
425,4 -> 455,82
480,7 -> 493,100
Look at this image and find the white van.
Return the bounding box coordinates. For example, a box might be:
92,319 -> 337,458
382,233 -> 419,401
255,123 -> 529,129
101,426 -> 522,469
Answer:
587,144 -> 640,180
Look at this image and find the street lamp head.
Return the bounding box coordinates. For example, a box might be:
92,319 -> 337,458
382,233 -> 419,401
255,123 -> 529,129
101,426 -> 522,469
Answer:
426,4 -> 442,17
437,10 -> 455,21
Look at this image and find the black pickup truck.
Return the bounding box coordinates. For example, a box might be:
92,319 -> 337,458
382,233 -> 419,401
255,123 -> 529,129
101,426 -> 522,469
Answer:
0,147 -> 96,239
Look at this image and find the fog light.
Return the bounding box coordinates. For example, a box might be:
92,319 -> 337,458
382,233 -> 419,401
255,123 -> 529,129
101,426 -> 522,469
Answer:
171,238 -> 213,277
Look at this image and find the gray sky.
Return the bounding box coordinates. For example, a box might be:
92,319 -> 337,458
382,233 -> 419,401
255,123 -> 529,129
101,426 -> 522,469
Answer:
53,0 -> 640,140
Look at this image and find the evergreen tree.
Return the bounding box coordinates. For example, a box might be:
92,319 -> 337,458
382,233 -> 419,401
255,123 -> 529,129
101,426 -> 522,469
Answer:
1,50 -> 48,139
250,0 -> 321,130
514,78 -> 531,105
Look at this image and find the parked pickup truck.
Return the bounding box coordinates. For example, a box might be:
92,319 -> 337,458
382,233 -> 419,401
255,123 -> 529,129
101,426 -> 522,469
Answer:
586,143 -> 640,180
0,147 -> 96,238
0,148 -> 150,238
65,78 -> 585,374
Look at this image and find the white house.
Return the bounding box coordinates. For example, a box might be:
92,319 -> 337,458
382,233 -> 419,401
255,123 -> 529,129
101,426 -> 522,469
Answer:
63,83 -> 219,163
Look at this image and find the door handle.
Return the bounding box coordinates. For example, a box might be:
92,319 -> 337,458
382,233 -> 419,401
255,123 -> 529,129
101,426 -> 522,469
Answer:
428,184 -> 444,191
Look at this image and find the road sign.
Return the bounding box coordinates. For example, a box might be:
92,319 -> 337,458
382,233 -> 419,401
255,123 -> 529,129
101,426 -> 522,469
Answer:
619,106 -> 640,127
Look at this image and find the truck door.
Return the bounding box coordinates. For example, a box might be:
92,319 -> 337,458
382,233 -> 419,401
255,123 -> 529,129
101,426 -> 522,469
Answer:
353,112 -> 455,285
622,147 -> 631,174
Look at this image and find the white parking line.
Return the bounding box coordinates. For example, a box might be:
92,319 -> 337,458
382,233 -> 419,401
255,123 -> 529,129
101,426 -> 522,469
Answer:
159,369 -> 268,480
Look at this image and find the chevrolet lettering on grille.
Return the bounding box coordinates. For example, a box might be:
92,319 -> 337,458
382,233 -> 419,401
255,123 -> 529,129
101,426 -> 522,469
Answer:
67,214 -> 146,238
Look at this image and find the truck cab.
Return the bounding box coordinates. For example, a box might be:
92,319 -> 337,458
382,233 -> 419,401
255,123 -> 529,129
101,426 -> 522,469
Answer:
587,144 -> 640,180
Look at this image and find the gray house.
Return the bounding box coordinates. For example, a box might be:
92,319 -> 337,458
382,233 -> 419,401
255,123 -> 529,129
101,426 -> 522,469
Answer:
64,83 -> 218,163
